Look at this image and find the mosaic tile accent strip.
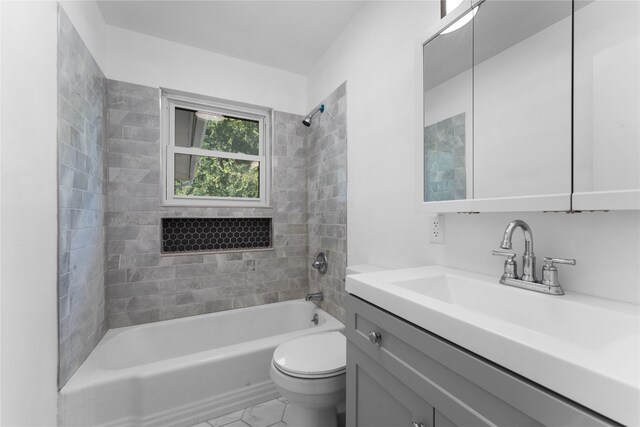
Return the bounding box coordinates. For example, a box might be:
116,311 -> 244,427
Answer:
162,218 -> 272,253
424,112 -> 467,202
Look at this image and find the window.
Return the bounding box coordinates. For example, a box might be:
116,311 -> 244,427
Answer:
161,90 -> 271,207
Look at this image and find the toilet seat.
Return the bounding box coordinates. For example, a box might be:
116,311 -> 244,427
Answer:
273,331 -> 346,379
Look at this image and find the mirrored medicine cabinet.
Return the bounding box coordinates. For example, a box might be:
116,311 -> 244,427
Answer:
420,0 -> 639,213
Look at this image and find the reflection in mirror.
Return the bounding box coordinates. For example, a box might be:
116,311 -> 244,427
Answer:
174,107 -> 259,155
472,0 -> 572,199
423,8 -> 473,202
573,0 -> 639,194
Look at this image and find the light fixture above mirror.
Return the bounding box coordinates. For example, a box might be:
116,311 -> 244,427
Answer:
441,0 -> 476,35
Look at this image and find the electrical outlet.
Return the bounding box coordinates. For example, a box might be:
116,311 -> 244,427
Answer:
429,215 -> 445,244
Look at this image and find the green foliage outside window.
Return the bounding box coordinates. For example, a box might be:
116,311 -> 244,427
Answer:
175,115 -> 261,198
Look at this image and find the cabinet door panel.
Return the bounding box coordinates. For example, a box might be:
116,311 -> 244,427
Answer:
473,0 -> 572,203
573,0 -> 640,210
348,343 -> 433,427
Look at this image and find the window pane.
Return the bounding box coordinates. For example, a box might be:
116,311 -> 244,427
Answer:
174,153 -> 260,199
175,107 -> 259,155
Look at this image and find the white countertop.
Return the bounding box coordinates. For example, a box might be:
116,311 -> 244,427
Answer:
346,265 -> 640,426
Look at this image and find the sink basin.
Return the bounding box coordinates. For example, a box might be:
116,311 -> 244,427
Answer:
346,266 -> 640,426
392,272 -> 634,351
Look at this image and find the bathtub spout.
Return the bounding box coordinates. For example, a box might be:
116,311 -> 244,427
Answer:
305,292 -> 324,302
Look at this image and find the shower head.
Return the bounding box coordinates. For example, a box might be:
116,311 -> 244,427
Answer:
302,104 -> 325,127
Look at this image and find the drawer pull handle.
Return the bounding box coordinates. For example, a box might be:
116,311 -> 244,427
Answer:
368,330 -> 382,345
411,422 -> 425,427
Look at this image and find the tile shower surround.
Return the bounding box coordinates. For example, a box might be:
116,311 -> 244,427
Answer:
105,80 -> 311,328
57,11 -> 350,385
306,83 -> 348,321
57,8 -> 108,386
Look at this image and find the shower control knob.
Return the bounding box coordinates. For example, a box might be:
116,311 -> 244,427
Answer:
411,422 -> 425,427
368,331 -> 382,345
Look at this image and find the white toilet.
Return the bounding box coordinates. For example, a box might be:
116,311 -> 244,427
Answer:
270,331 -> 346,427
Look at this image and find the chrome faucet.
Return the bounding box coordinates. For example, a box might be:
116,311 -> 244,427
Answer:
492,220 -> 575,295
499,219 -> 536,282
305,292 -> 324,302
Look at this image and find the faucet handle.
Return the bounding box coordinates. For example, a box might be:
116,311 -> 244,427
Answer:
492,250 -> 516,260
541,257 -> 575,288
492,250 -> 518,279
543,257 -> 576,266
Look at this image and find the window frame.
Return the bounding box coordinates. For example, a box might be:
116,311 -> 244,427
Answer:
161,90 -> 272,208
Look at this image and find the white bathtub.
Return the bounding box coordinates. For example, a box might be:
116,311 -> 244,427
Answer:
60,300 -> 344,427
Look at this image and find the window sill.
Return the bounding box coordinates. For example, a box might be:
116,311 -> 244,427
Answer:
160,200 -> 273,209
160,247 -> 275,256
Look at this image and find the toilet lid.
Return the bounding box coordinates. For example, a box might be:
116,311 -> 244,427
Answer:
273,331 -> 346,378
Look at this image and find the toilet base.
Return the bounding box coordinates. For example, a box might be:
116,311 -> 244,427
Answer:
284,403 -> 338,427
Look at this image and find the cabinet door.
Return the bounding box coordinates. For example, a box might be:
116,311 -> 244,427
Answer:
472,0 -> 572,211
422,2 -> 474,207
421,0 -> 573,213
347,342 -> 433,427
573,0 -> 640,210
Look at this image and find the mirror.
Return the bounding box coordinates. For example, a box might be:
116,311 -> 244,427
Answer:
423,8 -> 473,202
573,0 -> 639,201
473,0 -> 572,200
423,0 -> 573,209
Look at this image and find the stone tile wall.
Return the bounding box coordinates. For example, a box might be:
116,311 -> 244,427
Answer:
57,8 -> 107,386
105,80 -> 310,327
424,112 -> 466,201
306,83 -> 348,321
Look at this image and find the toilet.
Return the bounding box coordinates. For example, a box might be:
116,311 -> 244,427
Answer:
270,331 -> 346,427
270,265 -> 383,427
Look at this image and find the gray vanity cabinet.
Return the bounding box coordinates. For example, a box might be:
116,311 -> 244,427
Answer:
345,294 -> 618,427
348,342 -> 435,427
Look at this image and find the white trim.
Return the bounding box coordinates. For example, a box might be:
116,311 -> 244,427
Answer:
66,381 -> 279,427
572,190 -> 640,211
171,146 -> 263,163
160,89 -> 272,208
420,194 -> 571,213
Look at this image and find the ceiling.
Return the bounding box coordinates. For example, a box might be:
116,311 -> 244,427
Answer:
97,1 -> 363,75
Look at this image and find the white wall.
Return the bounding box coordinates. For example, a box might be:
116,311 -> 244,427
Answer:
307,0 -> 640,305
106,26 -> 307,114
307,0 -> 440,270
59,0 -> 108,71
0,2 -> 59,425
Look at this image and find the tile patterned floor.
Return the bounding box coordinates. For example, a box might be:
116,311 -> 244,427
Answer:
190,397 -> 290,427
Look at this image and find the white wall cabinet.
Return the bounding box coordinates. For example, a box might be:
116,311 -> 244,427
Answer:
420,0 -> 639,213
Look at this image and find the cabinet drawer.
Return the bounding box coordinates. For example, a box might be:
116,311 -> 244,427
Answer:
346,294 -> 617,427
